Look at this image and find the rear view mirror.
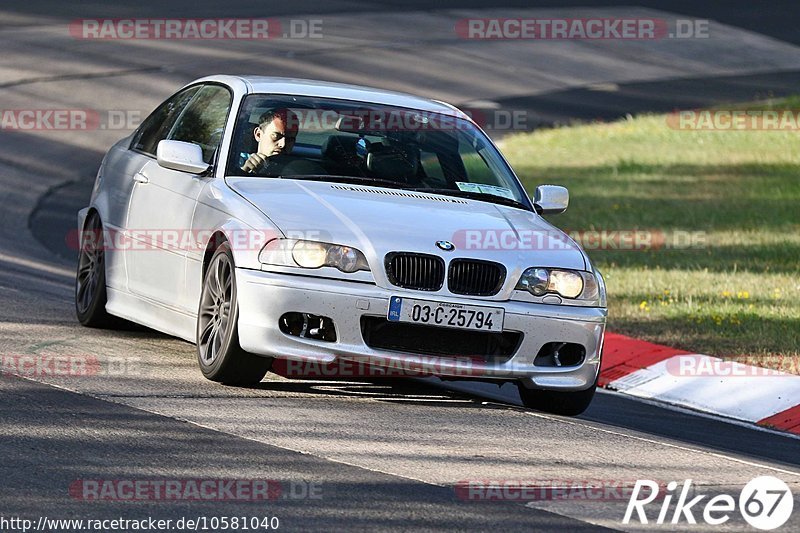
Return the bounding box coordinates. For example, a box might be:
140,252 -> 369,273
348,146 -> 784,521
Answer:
534,185 -> 569,215
156,140 -> 210,175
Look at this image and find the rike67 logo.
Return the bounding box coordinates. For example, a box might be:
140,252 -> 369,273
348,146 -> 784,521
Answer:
624,476 -> 794,530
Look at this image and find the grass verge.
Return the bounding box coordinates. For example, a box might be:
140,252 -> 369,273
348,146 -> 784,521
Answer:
499,105 -> 800,367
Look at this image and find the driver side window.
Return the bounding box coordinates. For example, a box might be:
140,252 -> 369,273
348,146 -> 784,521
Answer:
167,85 -> 233,164
130,86 -> 200,156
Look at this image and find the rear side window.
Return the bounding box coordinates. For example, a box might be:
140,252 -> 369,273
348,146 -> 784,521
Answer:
167,85 -> 233,164
130,86 -> 201,155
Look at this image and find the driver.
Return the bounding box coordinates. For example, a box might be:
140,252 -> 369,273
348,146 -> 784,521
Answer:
241,108 -> 300,174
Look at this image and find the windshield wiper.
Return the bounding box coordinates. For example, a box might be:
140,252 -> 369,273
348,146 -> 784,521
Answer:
408,188 -> 532,211
278,174 -> 410,189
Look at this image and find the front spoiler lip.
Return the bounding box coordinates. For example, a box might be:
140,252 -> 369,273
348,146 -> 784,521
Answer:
275,351 -> 601,391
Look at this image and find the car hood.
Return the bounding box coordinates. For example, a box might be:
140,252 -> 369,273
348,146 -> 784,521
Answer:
227,177 -> 587,273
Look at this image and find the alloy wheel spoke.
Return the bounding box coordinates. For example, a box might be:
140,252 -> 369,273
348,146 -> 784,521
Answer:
77,283 -> 90,310
199,320 -> 216,360
78,261 -> 93,280
199,304 -> 216,319
211,324 -> 223,356
215,259 -> 227,299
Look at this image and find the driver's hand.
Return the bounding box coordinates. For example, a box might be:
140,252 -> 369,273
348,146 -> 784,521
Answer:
241,152 -> 269,173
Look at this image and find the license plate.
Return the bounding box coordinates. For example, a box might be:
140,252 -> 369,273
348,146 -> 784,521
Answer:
387,297 -> 504,332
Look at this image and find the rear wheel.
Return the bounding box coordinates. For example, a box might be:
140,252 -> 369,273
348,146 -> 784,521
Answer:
197,243 -> 272,385
75,212 -> 116,327
517,380 -> 597,416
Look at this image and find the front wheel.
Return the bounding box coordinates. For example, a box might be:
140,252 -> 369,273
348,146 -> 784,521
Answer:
196,243 -> 272,385
75,212 -> 116,328
517,380 -> 597,416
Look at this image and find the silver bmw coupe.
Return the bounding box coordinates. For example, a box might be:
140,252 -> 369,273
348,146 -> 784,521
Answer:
76,76 -> 606,415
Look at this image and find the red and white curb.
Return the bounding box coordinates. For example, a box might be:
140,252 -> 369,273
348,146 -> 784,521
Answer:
600,333 -> 800,435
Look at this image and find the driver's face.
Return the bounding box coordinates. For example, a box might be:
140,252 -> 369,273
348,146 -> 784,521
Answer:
254,117 -> 297,156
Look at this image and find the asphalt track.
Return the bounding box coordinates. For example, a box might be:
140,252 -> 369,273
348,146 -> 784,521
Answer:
1,2 -> 799,531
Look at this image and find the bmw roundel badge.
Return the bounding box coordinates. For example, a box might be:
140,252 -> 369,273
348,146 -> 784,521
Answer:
435,240 -> 455,251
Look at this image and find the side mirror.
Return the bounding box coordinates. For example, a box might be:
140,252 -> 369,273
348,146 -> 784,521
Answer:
534,185 -> 569,215
156,140 -> 210,174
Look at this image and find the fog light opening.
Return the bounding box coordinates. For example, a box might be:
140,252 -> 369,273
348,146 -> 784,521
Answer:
552,342 -> 566,367
534,342 -> 585,367
280,312 -> 337,342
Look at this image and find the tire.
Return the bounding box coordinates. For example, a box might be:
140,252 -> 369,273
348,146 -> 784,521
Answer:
196,243 -> 272,385
75,212 -> 116,328
517,379 -> 597,416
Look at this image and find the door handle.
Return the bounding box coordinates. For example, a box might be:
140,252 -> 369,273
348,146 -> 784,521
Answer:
133,172 -> 149,184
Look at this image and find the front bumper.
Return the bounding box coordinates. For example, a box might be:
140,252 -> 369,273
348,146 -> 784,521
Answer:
236,268 -> 606,391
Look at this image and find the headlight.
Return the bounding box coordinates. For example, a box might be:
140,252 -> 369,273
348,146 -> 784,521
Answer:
292,241 -> 328,268
548,270 -> 584,298
326,245 -> 363,273
516,268 -> 550,296
260,239 -> 370,273
516,267 -> 605,305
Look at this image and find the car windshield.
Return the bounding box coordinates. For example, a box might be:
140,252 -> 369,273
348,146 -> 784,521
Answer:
226,94 -> 531,209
